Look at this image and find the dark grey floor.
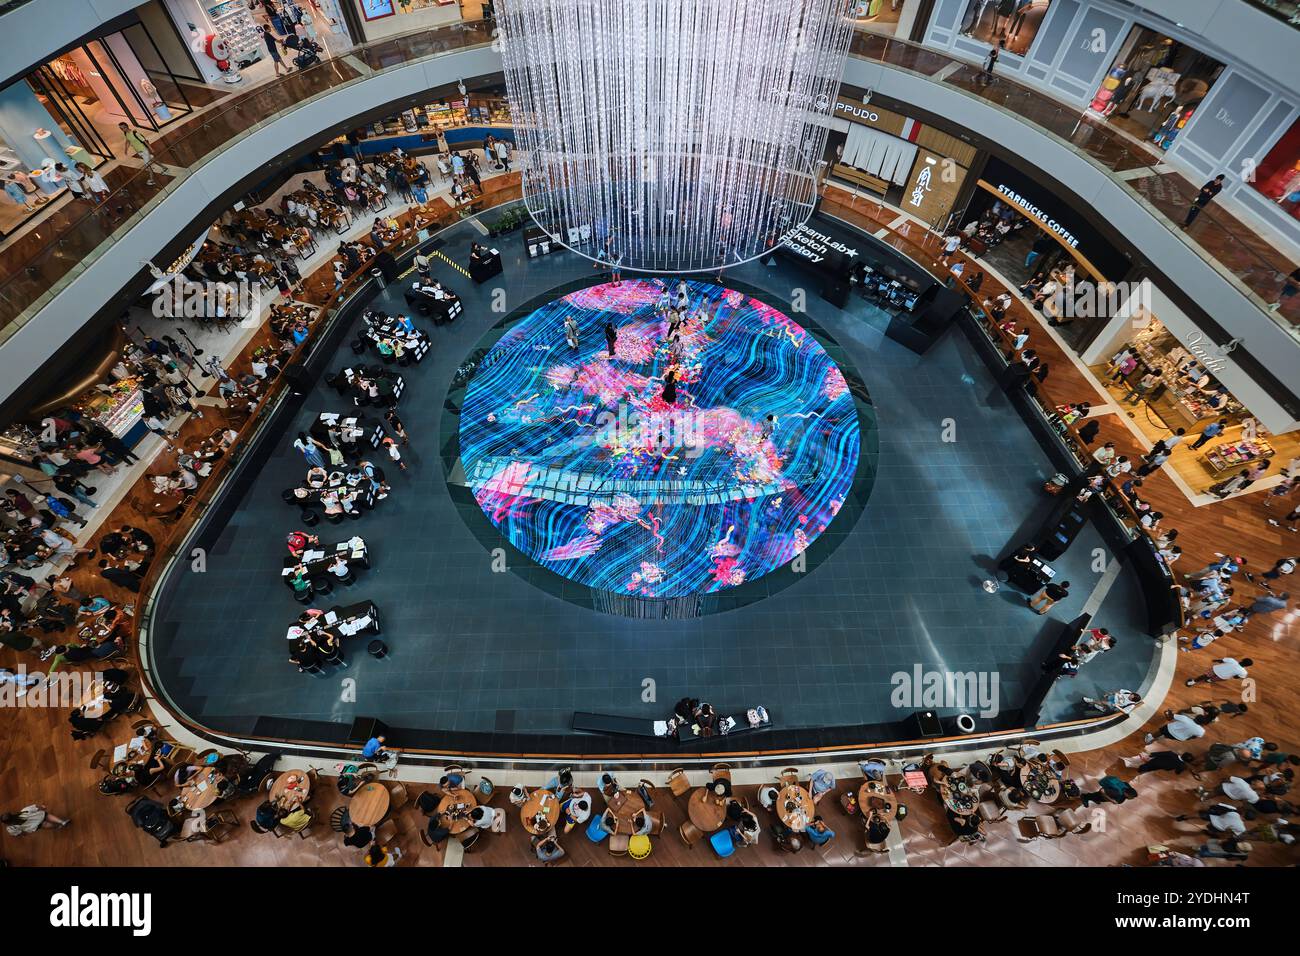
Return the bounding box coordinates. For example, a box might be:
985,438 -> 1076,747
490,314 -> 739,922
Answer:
149,214 -> 1156,739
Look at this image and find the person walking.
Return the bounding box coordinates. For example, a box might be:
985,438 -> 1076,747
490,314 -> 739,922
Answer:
1258,557 -> 1296,591
604,321 -> 618,358
1208,468 -> 1251,499
1183,174 -> 1225,228
1190,419 -> 1228,450
1186,656 -> 1252,687
1028,579 -> 1070,614
118,122 -> 165,186
1079,775 -> 1137,807
1245,591 -> 1289,618
3,804 -> 70,835
293,431 -> 326,468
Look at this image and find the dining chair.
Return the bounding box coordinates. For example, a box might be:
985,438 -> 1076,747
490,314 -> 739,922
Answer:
608,832 -> 630,856
1056,808 -> 1091,834
628,834 -> 652,860
388,781 -> 408,812
375,819 -> 398,845
130,718 -> 157,735
89,749 -> 108,772
415,790 -> 439,815
195,748 -> 220,766
678,820 -> 703,848
329,807 -> 350,833
644,809 -> 667,836
1017,814 -> 1064,841
977,798 -> 1006,823
710,763 -> 732,784
777,767 -> 800,787
665,768 -> 690,798
457,828 -> 481,851
709,829 -> 736,858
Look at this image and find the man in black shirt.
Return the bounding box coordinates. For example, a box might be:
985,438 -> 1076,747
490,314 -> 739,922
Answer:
1184,175 -> 1225,227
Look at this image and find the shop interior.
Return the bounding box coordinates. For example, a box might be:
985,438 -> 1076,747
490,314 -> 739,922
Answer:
957,0 -> 1054,58
1091,319 -> 1300,495
354,0 -> 462,41
850,0 -> 909,38
315,85 -> 512,163
1087,27 -> 1224,151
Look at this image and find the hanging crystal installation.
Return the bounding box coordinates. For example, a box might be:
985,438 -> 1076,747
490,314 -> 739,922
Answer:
497,0 -> 855,273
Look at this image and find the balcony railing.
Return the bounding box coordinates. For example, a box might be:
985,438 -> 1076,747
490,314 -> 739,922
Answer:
846,31 -> 1300,341
0,19 -> 497,347
1,22 -> 1297,352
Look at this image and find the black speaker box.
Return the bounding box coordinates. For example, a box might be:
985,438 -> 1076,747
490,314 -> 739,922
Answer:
912,710 -> 944,738
347,716 -> 390,746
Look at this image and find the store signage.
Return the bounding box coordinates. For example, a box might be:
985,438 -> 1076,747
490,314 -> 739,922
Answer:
781,221 -> 858,265
834,101 -> 880,124
1183,330 -> 1229,374
992,183 -> 1080,249
909,158 -> 934,208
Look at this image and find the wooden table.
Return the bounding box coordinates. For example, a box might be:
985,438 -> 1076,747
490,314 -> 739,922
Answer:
110,735 -> 154,776
776,785 -> 814,832
180,766 -> 226,810
436,787 -> 478,835
1017,763 -> 1061,804
520,788 -> 562,835
688,787 -> 730,833
857,780 -> 898,824
270,770 -> 311,811
936,779 -> 979,816
348,781 -> 391,826
606,788 -> 646,832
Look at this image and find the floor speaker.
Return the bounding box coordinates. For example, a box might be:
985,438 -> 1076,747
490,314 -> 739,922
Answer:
347,716 -> 390,746
912,710 -> 944,738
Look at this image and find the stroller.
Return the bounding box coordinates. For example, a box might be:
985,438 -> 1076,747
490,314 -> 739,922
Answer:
285,35 -> 322,70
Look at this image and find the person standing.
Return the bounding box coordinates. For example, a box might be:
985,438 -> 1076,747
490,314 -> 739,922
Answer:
1190,419 -> 1228,450
1258,557 -> 1296,591
1028,579 -> 1070,614
564,313 -> 580,351
979,38 -> 1003,86
293,431 -> 326,468
1183,174 -> 1225,227
1208,468 -> 1251,499
604,321 -> 618,358
262,23 -> 288,76
1272,265 -> 1300,312
1245,591 -> 1289,618
118,122 -> 165,187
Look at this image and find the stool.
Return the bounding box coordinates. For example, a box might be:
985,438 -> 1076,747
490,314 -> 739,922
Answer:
325,512 -> 344,524
300,509 -> 319,526
281,488 -> 298,504
346,508 -> 363,520
293,588 -> 313,605
314,578 -> 334,596
629,834 -> 651,860
367,639 -> 388,659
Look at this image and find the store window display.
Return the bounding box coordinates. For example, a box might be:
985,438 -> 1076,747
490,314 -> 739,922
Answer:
958,0 -> 1053,58
1248,118 -> 1300,224
850,0 -> 915,39
353,0 -> 460,40
1087,28 -> 1223,150
0,81 -> 87,237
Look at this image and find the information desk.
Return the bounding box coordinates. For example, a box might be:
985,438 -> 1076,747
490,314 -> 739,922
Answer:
403,283 -> 463,325
329,365 -> 405,406
524,226 -> 559,258
468,247 -> 503,283
311,413 -> 384,451
320,601 -> 381,641
282,537 -> 370,589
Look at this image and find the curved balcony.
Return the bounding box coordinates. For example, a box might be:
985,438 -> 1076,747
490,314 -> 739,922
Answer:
2,24 -> 1298,422
0,0 -> 144,84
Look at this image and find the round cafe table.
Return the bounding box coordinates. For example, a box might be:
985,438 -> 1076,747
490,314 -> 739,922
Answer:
110,736 -> 154,777
1017,764 -> 1061,804
270,770 -> 311,811
688,787 -> 730,833
180,766 -> 226,810
857,781 -> 898,824
436,787 -> 479,835
348,781 -> 391,826
605,787 -> 646,832
776,785 -> 814,832
936,779 -> 978,816
520,788 -> 562,835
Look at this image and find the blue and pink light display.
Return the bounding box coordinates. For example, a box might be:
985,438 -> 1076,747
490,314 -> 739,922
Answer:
459,280 -> 861,597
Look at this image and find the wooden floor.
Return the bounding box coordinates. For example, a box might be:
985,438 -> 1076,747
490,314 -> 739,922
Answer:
1,183 -> 1297,868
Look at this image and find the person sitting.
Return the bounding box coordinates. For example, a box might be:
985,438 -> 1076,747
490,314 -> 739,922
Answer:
343,821 -> 373,848
866,815 -> 891,846
131,752 -> 168,789
562,792 -> 592,832
804,815 -> 834,847
630,809 -> 655,836
469,805 -> 501,831
533,833 -> 566,862
426,813 -> 451,846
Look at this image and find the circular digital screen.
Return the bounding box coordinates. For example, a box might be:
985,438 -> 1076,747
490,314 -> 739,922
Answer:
458,279 -> 863,598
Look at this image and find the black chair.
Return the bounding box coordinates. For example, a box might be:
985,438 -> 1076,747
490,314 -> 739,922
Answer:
416,791 -> 438,815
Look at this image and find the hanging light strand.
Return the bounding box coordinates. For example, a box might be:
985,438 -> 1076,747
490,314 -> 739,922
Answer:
498,0 -> 855,274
